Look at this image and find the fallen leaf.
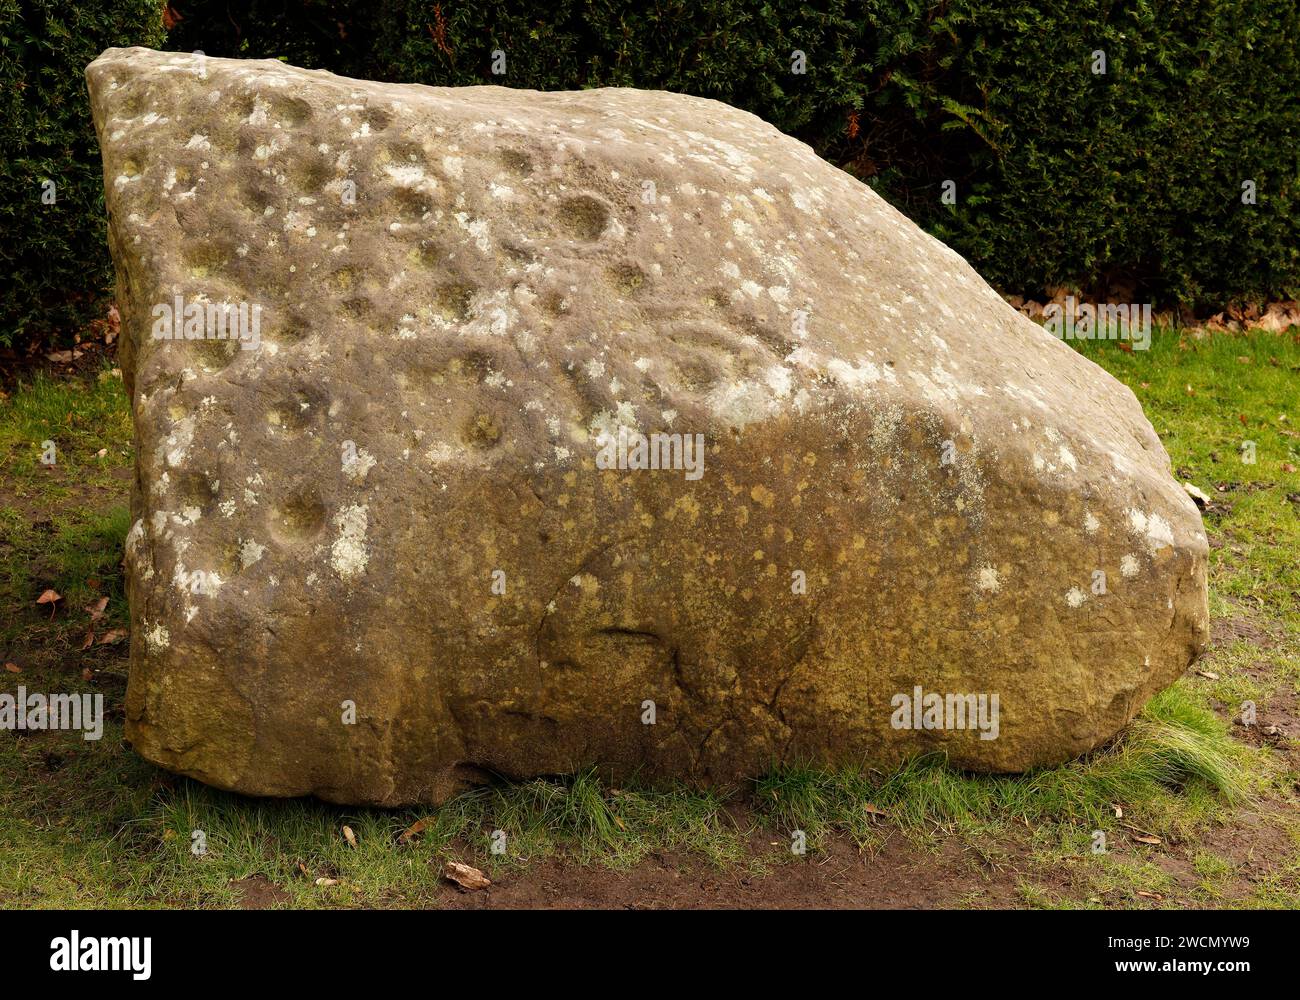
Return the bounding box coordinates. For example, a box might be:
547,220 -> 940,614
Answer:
342,825 -> 357,848
85,596 -> 108,620
397,818 -> 427,844
97,628 -> 128,645
45,349 -> 83,364
81,667 -> 94,681
1196,669 -> 1220,681
4,662 -> 19,674
1282,462 -> 1297,474
1133,833 -> 1162,845
444,861 -> 490,891
1136,890 -> 1164,900
1112,804 -> 1123,819
315,877 -> 339,887
1182,482 -> 1210,508
864,802 -> 887,817
81,629 -> 95,650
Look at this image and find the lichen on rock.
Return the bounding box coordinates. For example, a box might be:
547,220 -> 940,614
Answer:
88,47 -> 1208,806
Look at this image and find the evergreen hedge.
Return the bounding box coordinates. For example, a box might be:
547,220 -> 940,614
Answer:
4,1 -> 1298,348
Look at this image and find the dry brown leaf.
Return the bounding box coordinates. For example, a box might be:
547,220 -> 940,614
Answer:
397,818 -> 427,844
3,662 -> 19,674
1133,833 -> 1162,845
444,861 -> 490,891
1282,462 -> 1297,473
1112,804 -> 1123,819
342,825 -> 358,848
1136,890 -> 1164,900
97,628 -> 128,645
1182,482 -> 1210,509
1196,669 -> 1220,680
81,667 -> 94,682
86,596 -> 108,620
315,877 -> 339,887
81,629 -> 95,650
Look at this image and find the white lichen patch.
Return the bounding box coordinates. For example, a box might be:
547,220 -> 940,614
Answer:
1120,554 -> 1140,578
977,565 -> 1001,593
1126,508 -> 1175,554
827,357 -> 892,390
330,504 -> 369,579
1145,512 -> 1175,551
159,414 -> 197,469
144,621 -> 170,652
1065,586 -> 1088,608
239,539 -> 266,569
588,400 -> 640,442
125,518 -> 145,554
342,446 -> 376,483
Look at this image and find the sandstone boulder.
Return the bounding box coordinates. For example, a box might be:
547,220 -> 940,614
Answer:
87,48 -> 1209,805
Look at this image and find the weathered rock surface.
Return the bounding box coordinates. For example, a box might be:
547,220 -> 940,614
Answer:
88,47 -> 1209,805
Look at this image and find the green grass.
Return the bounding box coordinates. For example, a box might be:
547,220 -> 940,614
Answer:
1071,328 -> 1300,616
757,684 -> 1255,853
0,368 -> 132,491
2,326 -> 1299,908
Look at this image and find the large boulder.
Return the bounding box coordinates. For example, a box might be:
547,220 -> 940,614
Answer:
87,47 -> 1209,805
